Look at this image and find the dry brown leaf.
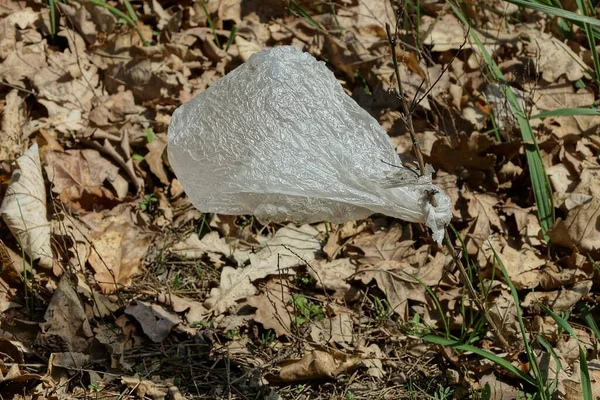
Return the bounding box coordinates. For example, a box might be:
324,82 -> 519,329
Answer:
553,162 -> 600,253
526,30 -> 588,82
171,231 -> 249,266
420,14 -> 471,52
204,224 -> 320,314
83,206 -> 154,294
0,90 -> 25,163
308,258 -> 355,297
430,131 -> 496,174
121,375 -> 169,399
533,83 -> 600,142
356,243 -> 447,320
522,280 -> 592,313
310,314 -> 354,345
275,349 -> 361,382
0,277 -> 20,313
482,237 -> 545,290
1,143 -> 53,269
124,301 -> 181,342
45,149 -> 125,211
39,274 -> 93,352
246,279 -> 292,337
235,36 -> 260,61
0,10 -> 46,87
157,293 -> 208,325
463,192 -> 503,253
145,133 -> 169,185
487,285 -> 522,343
350,227 -> 414,267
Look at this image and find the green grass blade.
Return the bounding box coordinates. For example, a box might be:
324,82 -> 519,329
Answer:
88,0 -> 149,46
451,1 -> 554,237
289,0 -> 322,29
49,0 -> 57,37
421,334 -> 537,386
575,0 -> 600,86
225,25 -> 237,51
576,302 -> 600,339
531,107 -> 600,119
536,335 -> 562,395
122,0 -> 138,22
200,0 -> 221,48
504,0 -> 600,28
540,304 -> 593,400
486,240 -> 548,398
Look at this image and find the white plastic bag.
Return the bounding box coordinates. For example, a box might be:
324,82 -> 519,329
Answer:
168,46 -> 451,243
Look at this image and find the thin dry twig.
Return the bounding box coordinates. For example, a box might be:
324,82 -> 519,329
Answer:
385,22 -> 426,177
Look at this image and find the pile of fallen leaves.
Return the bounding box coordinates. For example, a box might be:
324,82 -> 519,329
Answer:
0,0 -> 599,399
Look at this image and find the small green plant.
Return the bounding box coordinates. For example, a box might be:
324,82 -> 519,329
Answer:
434,385 -> 454,400
259,330 -> 276,347
145,127 -> 155,143
344,390 -> 356,400
372,295 -> 393,325
296,272 -> 315,287
171,271 -> 182,289
139,194 -> 157,212
88,382 -> 104,400
224,329 -> 239,339
290,295 -> 324,325
192,319 -> 215,328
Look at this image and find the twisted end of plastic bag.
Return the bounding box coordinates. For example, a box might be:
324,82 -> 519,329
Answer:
168,46 -> 452,243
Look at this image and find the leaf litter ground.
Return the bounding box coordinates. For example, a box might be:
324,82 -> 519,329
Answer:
0,1 -> 599,399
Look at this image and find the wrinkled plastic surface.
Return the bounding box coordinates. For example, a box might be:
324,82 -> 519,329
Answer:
168,46 -> 451,243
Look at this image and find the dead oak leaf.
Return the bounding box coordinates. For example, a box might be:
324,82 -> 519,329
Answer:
39,274 -> 93,352
482,237 -> 545,290
204,224 -> 320,315
246,280 -> 293,338
462,192 -> 503,253
308,258 -> 355,298
430,131 -> 496,174
349,227 -> 414,267
45,149 -> 126,211
272,349 -> 362,383
145,133 -> 169,185
83,207 -> 154,294
124,301 -> 181,343
0,143 -> 53,269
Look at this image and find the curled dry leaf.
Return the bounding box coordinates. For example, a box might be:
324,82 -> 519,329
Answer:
39,274 -> 93,353
82,206 -> 154,294
482,236 -> 545,290
246,279 -> 292,337
204,224 -> 320,315
308,258 -> 355,298
0,143 -> 53,269
273,349 -> 362,383
124,301 -> 181,343
45,149 -> 126,211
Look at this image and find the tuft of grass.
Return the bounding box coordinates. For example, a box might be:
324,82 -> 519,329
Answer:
48,0 -> 149,46
450,1 -> 555,238
575,0 -> 600,87
503,0 -> 600,39
540,304 -> 593,400
200,0 -> 221,48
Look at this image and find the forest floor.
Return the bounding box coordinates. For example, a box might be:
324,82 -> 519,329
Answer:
0,0 -> 599,399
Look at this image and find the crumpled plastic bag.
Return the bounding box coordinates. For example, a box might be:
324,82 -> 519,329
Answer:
168,46 -> 451,243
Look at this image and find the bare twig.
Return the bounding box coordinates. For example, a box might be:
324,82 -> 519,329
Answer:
385,22 -> 426,177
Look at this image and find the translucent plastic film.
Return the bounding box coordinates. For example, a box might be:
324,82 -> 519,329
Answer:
168,46 -> 451,243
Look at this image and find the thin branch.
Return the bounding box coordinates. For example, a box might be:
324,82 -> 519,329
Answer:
385,22 -> 426,177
